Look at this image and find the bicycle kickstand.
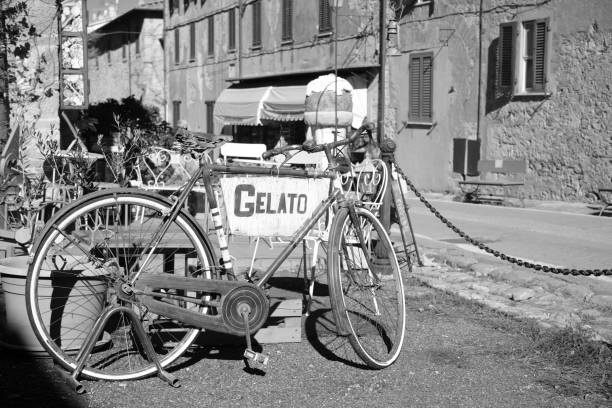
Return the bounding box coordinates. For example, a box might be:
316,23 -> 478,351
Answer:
241,306 -> 269,371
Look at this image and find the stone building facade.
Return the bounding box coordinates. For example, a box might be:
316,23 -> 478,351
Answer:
88,7 -> 165,115
390,0 -> 612,201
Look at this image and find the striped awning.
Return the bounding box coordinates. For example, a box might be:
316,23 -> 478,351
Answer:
214,85 -> 306,126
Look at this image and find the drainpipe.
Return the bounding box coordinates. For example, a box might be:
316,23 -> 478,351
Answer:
476,0 -> 483,146
377,0 -> 387,145
378,0 -> 391,232
237,0 -> 242,79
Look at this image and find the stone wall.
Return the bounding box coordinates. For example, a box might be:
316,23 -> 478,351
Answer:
483,1 -> 612,201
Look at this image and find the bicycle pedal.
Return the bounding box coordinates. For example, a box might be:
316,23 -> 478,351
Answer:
243,348 -> 269,367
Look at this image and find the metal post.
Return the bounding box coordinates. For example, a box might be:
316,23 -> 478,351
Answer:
378,0 -> 391,231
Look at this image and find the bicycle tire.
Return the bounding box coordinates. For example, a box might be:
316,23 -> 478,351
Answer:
327,206 -> 406,369
26,189 -> 218,381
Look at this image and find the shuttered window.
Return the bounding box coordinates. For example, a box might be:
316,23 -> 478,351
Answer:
189,22 -> 196,61
497,19 -> 549,95
228,8 -> 236,51
319,0 -> 332,33
282,0 -> 293,42
497,22 -> 515,91
208,16 -> 214,56
408,52 -> 433,122
252,1 -> 262,48
527,19 -> 547,92
174,29 -> 180,65
135,31 -> 140,55
173,101 -> 181,128
122,35 -> 127,61
206,101 -> 215,133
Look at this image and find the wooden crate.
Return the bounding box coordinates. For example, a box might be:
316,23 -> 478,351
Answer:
254,298 -> 302,344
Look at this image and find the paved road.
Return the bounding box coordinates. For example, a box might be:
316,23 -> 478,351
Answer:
404,197 -> 612,294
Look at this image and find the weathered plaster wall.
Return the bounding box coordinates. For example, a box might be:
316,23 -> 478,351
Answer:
166,0 -> 380,133
391,1 -> 480,191
88,13 -> 164,116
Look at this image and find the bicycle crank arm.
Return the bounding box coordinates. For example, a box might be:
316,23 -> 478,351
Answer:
135,275 -> 270,336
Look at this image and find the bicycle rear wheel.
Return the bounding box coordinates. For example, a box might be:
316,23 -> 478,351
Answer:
26,189 -> 218,381
327,206 -> 405,369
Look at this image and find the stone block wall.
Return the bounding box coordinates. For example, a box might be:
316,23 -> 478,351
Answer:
485,20 -> 611,201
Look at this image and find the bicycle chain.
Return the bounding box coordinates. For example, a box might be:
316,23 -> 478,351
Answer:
391,157 -> 612,277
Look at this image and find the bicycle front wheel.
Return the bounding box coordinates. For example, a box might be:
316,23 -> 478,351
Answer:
26,189 -> 217,381
327,206 -> 405,369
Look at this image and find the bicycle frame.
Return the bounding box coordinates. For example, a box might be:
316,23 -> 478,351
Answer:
127,153 -> 377,335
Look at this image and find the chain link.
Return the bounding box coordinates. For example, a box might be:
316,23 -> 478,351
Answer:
391,157 -> 612,277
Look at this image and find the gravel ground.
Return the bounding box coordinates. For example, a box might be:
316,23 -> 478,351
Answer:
1,276 -> 609,408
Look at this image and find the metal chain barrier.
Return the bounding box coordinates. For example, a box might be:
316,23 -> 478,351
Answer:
391,157 -> 612,277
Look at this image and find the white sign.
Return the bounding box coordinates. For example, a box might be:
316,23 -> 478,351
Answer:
220,176 -> 330,237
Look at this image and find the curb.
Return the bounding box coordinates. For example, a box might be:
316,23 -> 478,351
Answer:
412,244 -> 612,344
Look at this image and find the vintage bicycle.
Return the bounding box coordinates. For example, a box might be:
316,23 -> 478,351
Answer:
24,123 -> 406,391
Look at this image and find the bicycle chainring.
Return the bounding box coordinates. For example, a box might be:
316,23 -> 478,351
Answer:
221,285 -> 269,336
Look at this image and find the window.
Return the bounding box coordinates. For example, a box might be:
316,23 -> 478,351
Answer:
172,101 -> 181,128
252,0 -> 261,48
205,101 -> 215,133
282,0 -> 293,42
174,28 -> 180,64
228,8 -> 236,51
497,19 -> 549,95
169,0 -> 178,16
208,16 -> 214,57
189,22 -> 196,61
319,0 -> 332,33
408,52 -> 433,122
107,40 -> 112,64
95,57 -> 99,69
135,31 -> 140,55
122,35 -> 127,61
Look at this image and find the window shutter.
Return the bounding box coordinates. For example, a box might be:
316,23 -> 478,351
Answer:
189,22 -> 196,61
252,1 -> 261,47
174,29 -> 180,64
206,101 -> 215,133
319,0 -> 331,33
533,19 -> 547,91
229,8 -> 236,50
208,16 -> 214,56
421,55 -> 433,120
409,53 -> 434,122
497,22 -> 516,92
409,55 -> 422,121
282,0 -> 293,41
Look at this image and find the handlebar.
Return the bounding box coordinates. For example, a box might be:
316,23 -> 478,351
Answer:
261,144 -> 303,160
261,122 -> 374,160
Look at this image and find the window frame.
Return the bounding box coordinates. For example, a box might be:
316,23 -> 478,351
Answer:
497,18 -> 550,96
408,52 -> 434,124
